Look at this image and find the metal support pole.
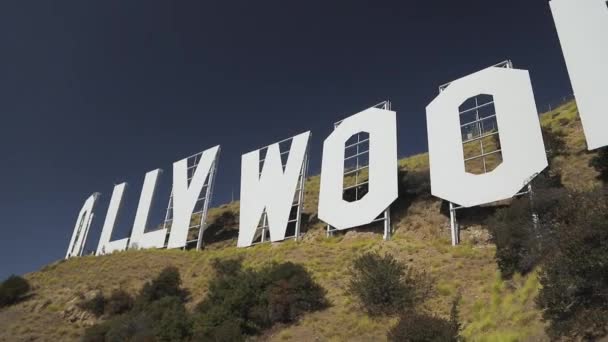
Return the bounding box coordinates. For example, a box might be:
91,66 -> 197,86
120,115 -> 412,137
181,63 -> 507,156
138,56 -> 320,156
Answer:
449,202 -> 460,246
528,184 -> 540,232
383,207 -> 392,241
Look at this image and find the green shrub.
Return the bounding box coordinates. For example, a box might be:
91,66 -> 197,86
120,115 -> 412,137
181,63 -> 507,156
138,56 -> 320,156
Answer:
536,189 -> 608,340
145,296 -> 192,342
264,262 -> 328,323
348,252 -> 430,315
388,312 -> 459,342
486,187 -> 567,279
135,266 -> 188,307
541,127 -> 567,161
399,169 -> 431,200
84,266 -> 192,341
78,292 -> 106,317
104,313 -> 154,342
192,259 -> 327,340
105,289 -> 133,316
486,198 -> 541,279
100,298 -> 191,342
82,321 -> 112,342
0,275 -> 30,307
590,147 -> 608,182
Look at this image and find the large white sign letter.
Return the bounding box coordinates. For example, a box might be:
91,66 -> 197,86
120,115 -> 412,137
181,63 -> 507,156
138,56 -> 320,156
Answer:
550,0 -> 608,150
96,183 -> 129,255
66,193 -> 99,258
238,132 -> 310,247
166,145 -> 220,249
318,108 -> 398,230
426,66 -> 548,207
128,169 -> 165,249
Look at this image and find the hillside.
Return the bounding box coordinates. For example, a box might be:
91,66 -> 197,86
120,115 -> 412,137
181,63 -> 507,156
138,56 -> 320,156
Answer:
0,99 -> 602,342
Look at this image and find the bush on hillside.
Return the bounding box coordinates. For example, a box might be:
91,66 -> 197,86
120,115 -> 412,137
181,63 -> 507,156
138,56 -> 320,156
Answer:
264,262 -> 328,323
78,292 -> 106,317
82,320 -> 112,342
388,312 -> 459,342
590,146 -> 608,182
348,252 -> 430,315
388,297 -> 460,342
192,259 -> 328,340
0,275 -> 30,308
541,126 -> 567,161
135,266 -> 188,307
486,186 -> 567,279
104,296 -> 192,342
105,289 -> 134,316
83,266 -> 191,342
536,188 -> 608,340
486,197 -> 541,279
399,169 -> 431,200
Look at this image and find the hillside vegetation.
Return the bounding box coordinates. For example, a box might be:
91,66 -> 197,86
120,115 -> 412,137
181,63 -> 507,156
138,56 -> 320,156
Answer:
0,99 -> 603,342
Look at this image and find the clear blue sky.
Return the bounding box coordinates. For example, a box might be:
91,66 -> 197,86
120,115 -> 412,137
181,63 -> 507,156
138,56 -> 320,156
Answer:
0,0 -> 573,279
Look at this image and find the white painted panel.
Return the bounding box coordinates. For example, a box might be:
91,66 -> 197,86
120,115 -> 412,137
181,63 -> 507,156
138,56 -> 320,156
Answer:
238,132 -> 310,247
96,183 -> 129,255
550,0 -> 608,150
66,193 -> 99,259
426,66 -> 548,207
128,169 -> 165,249
166,145 -> 220,249
318,108 -> 398,230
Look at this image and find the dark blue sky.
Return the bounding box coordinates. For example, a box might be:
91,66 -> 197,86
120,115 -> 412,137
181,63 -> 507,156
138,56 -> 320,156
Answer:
0,0 -> 573,279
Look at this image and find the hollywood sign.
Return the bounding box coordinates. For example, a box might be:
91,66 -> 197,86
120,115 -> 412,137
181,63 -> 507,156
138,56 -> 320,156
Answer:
66,0 -> 608,258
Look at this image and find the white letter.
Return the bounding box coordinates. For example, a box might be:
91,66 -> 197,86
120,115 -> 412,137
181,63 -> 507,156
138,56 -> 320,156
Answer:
426,66 -> 547,208
318,107 -> 398,230
96,183 -> 129,255
128,169 -> 165,249
550,0 -> 608,150
238,132 -> 310,247
66,193 -> 99,258
167,145 -> 220,249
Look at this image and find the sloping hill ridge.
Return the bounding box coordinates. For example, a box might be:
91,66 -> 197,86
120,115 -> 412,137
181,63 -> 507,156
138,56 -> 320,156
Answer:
0,100 -> 601,342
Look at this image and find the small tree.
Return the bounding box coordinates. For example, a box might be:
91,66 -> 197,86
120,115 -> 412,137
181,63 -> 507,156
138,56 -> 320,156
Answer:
348,252 -> 430,315
0,275 -> 30,307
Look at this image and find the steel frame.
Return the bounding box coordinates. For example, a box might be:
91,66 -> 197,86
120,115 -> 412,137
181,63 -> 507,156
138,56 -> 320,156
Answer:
326,101 -> 393,240
250,135 -> 310,246
438,60 -> 538,245
162,148 -> 220,250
